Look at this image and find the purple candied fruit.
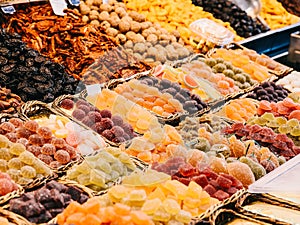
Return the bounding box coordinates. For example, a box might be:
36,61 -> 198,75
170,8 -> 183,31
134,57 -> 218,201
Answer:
102,130 -> 115,141
87,111 -> 102,123
75,99 -> 90,107
60,99 -> 74,110
123,133 -> 130,141
112,136 -> 126,143
77,104 -> 90,114
72,109 -> 85,120
81,116 -> 94,127
100,109 -> 112,118
122,123 -> 134,136
91,122 -> 106,134
110,126 -> 125,137
99,118 -> 114,130
111,115 -> 123,126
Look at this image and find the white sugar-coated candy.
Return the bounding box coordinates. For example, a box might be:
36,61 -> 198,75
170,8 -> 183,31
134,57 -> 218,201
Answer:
77,143 -> 93,155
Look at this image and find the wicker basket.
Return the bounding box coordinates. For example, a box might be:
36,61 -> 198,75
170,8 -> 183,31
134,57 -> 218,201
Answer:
5,178 -> 94,225
261,193 -> 300,211
236,192 -> 300,225
0,207 -> 30,225
192,189 -> 246,224
209,208 -> 272,225
0,184 -> 24,206
52,94 -> 132,148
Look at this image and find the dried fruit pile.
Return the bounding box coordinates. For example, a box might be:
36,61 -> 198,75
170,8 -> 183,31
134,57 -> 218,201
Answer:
0,87 -> 23,114
0,29 -> 83,102
191,0 -> 269,38
59,98 -> 136,144
0,133 -> 51,186
9,180 -> 89,223
66,147 -> 136,191
2,4 -> 149,83
79,0 -> 193,65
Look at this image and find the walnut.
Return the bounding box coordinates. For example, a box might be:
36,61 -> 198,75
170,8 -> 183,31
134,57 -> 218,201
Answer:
126,31 -> 137,41
106,27 -> 118,37
166,50 -> 178,61
109,15 -> 121,28
140,22 -> 151,30
129,11 -> 145,22
100,21 -> 111,30
82,15 -> 89,23
115,7 -> 127,18
90,20 -> 100,26
166,44 -> 175,52
100,4 -> 112,12
98,11 -> 110,21
177,47 -> 190,59
79,3 -> 90,15
130,21 -> 141,33
146,34 -> 158,44
121,16 -> 132,23
116,34 -> 126,44
124,40 -> 133,49
119,21 -> 130,33
85,0 -> 94,6
133,43 -> 147,54
89,10 -> 99,21
93,0 -> 102,6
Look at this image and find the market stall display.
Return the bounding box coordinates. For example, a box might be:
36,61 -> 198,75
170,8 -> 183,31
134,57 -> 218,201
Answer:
0,0 -> 299,224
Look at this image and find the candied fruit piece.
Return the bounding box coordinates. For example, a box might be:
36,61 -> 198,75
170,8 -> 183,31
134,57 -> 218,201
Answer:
130,210 -> 153,225
51,138 -> 66,149
227,161 -> 255,188
142,198 -> 162,214
0,159 -> 7,172
41,143 -> 56,155
100,109 -> 112,118
19,151 -> 35,165
0,178 -> 13,196
175,210 -> 192,224
54,150 -> 71,164
16,127 -> 31,139
0,122 -> 15,133
9,143 -> 26,155
129,189 -> 147,201
37,126 -> 53,139
152,207 -> 171,222
28,134 -> 44,146
5,133 -> 17,143
9,118 -> 23,128
20,165 -> 36,179
27,145 -> 41,157
72,109 -> 86,120
0,135 -> 10,148
38,154 -> 53,165
24,120 -> 39,132
8,158 -> 23,170
163,198 -> 181,215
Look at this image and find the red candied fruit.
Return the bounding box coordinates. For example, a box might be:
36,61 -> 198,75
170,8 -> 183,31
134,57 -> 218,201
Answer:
5,133 -> 17,142
87,111 -> 102,123
91,122 -> 106,134
72,109 -> 86,120
8,118 -> 23,128
27,145 -> 42,157
16,127 -> 32,139
204,184 -> 217,196
60,99 -> 75,110
102,130 -> 115,141
0,122 -> 15,133
110,126 -> 125,137
77,105 -> 90,114
213,190 -> 230,201
54,150 -> 71,164
41,143 -> 56,155
99,118 -> 114,130
38,154 -> 53,165
201,168 -> 218,180
37,126 -> 53,139
111,115 -> 123,127
220,173 -> 243,189
0,172 -> 11,179
17,138 -> 28,146
81,116 -> 94,127
24,120 -> 39,132
51,138 -> 66,149
64,145 -> 77,159
178,163 -> 198,177
0,178 -> 13,196
216,175 -> 232,189
100,109 -> 112,118
227,187 -> 238,195
28,134 -> 44,146
177,177 -> 191,186
192,174 -> 209,188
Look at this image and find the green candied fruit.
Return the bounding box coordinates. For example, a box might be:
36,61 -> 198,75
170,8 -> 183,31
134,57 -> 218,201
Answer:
223,69 -> 235,78
212,63 -> 227,73
194,137 -> 211,152
215,58 -> 225,63
223,61 -> 233,69
278,156 -> 286,165
243,73 -> 251,82
204,58 -> 217,67
239,156 -> 266,180
267,120 -> 280,128
233,67 -> 244,74
235,74 -> 247,83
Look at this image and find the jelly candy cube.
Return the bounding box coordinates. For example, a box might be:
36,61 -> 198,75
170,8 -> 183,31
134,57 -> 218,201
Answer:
163,198 -> 181,215
164,180 -> 188,200
175,210 -> 192,224
108,185 -> 129,200
129,189 -> 147,201
141,198 -> 162,214
152,207 -> 171,222
113,203 -> 131,216
130,210 -> 154,225
90,169 -> 106,187
147,187 -> 166,201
